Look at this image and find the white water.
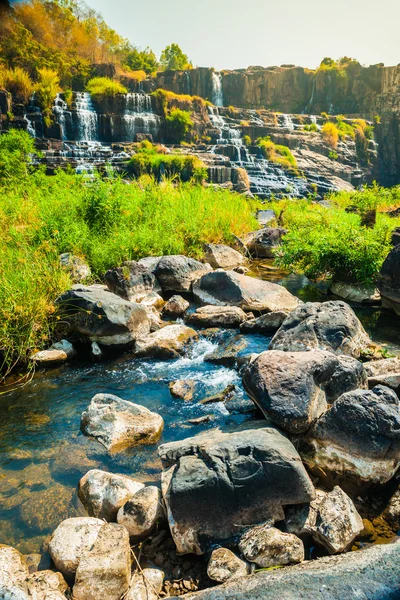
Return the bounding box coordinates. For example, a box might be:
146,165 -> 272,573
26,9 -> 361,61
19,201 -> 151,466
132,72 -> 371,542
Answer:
53,93 -> 68,140
278,113 -> 295,131
121,93 -> 160,141
74,92 -> 98,141
211,72 -> 224,107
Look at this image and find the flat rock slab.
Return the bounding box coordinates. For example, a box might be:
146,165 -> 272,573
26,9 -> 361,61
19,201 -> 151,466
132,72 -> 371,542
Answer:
180,541 -> 400,600
186,305 -> 248,328
134,324 -> 198,359
203,244 -> 246,269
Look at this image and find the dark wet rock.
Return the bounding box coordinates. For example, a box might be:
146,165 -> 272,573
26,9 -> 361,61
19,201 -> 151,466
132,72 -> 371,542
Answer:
204,334 -> 248,367
238,525 -> 304,568
117,486 -> 165,540
382,485 -> 400,530
240,310 -> 289,335
180,541 -> 400,600
73,523 -> 131,600
324,355 -> 368,402
207,548 -> 249,583
200,384 -> 237,405
270,301 -> 371,358
81,393 -> 164,452
378,244 -> 400,315
104,260 -> 161,302
59,253 -> 91,283
243,227 -> 287,258
193,270 -> 299,313
134,324 -> 198,359
169,379 -> 196,401
162,295 -> 190,318
56,285 -> 150,347
243,350 -> 338,434
158,423 -> 315,555
203,244 -> 246,270
153,255 -> 212,293
78,469 -> 144,521
186,305 -> 248,328
303,385 -> 400,491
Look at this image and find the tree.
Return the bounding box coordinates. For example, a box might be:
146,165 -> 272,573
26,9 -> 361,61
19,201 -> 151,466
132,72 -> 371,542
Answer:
160,43 -> 192,71
125,47 -> 159,75
166,108 -> 193,143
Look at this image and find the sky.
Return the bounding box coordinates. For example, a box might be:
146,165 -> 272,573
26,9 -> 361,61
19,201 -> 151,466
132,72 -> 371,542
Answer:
85,0 -> 400,71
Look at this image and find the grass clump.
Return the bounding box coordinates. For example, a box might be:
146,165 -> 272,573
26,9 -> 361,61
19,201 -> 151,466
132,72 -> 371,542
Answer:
86,77 -> 128,97
0,67 -> 34,102
303,123 -> 318,132
321,122 -> 339,148
166,108 -> 194,144
256,136 -> 298,172
127,141 -> 206,182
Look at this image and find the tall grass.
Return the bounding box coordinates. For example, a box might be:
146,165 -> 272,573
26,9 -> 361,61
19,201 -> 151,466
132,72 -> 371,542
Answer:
0,67 -> 34,102
86,77 -> 128,97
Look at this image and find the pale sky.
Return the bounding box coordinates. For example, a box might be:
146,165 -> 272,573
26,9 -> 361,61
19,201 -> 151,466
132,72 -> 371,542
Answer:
86,0 -> 400,71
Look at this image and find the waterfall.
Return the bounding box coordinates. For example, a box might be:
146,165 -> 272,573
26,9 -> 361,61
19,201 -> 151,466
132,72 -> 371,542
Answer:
303,78 -> 316,114
74,92 -> 98,141
278,114 -> 295,131
121,93 -> 160,141
53,93 -> 69,140
211,72 -> 224,107
208,107 -> 241,145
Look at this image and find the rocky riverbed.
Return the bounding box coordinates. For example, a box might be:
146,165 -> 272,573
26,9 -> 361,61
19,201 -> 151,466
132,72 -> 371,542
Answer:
1,240 -> 400,599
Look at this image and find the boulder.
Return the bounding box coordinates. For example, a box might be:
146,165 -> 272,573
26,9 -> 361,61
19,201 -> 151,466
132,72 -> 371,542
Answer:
162,295 -> 190,318
78,469 -> 144,521
31,349 -> 68,366
81,394 -> 164,452
240,310 -> 289,335
238,525 -> 304,568
378,244 -> 400,315
204,334 -> 247,367
138,291 -> 165,309
365,357 -> 400,395
55,285 -> 150,347
125,568 -> 164,600
142,304 -> 163,332
51,339 -> 76,359
186,306 -> 248,328
169,379 -> 196,401
117,486 -> 165,540
207,548 -> 249,583
158,424 -> 315,555
330,280 -> 381,305
242,350 -> 338,434
48,517 -> 104,580
27,570 -> 69,600
303,385 -> 400,491
382,485 -> 400,529
73,523 -> 131,600
286,486 -> 363,554
104,260 -> 161,302
203,244 -> 246,269
179,542 -> 400,600
153,255 -> 212,292
243,227 -> 287,258
269,301 -> 371,358
193,270 -> 299,313
134,324 -> 198,359
324,355 -> 368,402
59,253 -> 91,283
0,545 -> 29,599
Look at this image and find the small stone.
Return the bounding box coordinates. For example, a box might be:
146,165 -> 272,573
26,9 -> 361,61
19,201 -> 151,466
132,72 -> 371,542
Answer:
200,384 -> 237,404
203,244 -> 246,270
163,295 -> 190,318
238,525 -> 304,568
207,548 -> 249,583
51,339 -> 76,359
31,349 -> 68,365
90,341 -> 102,360
169,379 -> 196,401
117,486 -> 165,540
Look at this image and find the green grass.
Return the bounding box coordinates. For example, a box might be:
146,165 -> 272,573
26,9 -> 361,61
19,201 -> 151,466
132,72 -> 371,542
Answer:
256,137 -> 298,173
86,77 -> 128,97
127,142 -> 206,182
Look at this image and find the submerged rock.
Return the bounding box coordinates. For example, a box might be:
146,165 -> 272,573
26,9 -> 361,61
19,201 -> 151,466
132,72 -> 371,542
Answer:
238,525 -> 304,568
153,255 -> 212,292
203,244 -> 246,269
243,227 -> 287,258
126,568 -> 164,600
0,545 -> 29,599
193,270 -> 299,313
104,260 -> 160,302
186,305 -> 248,328
207,548 -> 249,583
162,295 -> 190,318
270,301 -> 371,358
117,486 -> 165,540
134,324 -> 198,359
78,469 -> 144,521
81,393 -> 164,452
158,424 -> 315,555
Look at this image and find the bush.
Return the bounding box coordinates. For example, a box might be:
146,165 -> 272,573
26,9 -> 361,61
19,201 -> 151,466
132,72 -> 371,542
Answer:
0,129 -> 35,181
0,67 -> 34,101
166,108 -> 194,144
256,136 -> 298,172
243,135 -> 252,146
328,151 -> 339,160
86,77 -> 128,97
321,122 -> 339,148
303,123 -> 318,132
35,67 -> 60,127
128,142 -> 206,183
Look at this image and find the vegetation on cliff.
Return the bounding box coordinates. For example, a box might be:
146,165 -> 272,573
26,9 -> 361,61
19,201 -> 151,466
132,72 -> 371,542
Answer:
127,141 -> 206,182
256,137 -> 298,173
86,77 -> 128,97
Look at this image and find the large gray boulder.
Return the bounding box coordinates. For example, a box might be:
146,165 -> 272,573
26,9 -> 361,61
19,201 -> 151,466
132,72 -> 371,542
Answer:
180,542 -> 400,600
270,301 -> 371,358
81,394 -> 164,452
243,228 -> 287,258
152,255 -> 212,292
104,260 -> 161,302
324,355 -> 368,402
193,270 -> 299,313
134,324 -> 198,359
203,244 -> 246,269
55,285 -> 150,347
303,385 -> 400,491
243,350 -> 338,434
0,545 -> 29,600
158,424 -> 315,555
185,306 -> 248,328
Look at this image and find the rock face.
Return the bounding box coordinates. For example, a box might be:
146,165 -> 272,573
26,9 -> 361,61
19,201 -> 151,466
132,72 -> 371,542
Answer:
81,393 -> 164,452
242,350 -> 338,434
56,285 -> 150,347
203,244 -> 246,269
48,517 -> 104,579
243,228 -> 287,258
158,424 -> 315,555
240,310 -> 289,335
162,295 -> 190,318
78,469 -> 144,521
378,245 -> 400,315
269,301 -> 371,358
126,568 -> 164,600
185,305 -> 248,328
207,548 -> 249,583
238,525 -> 304,568
134,324 -> 198,359
27,570 -> 69,600
73,523 -> 131,600
179,541 -> 400,600
59,252 -> 91,283
193,270 -> 299,313
104,260 -> 160,302
117,486 -> 165,540
152,255 -> 212,292
304,385 -> 400,491
0,545 -> 29,599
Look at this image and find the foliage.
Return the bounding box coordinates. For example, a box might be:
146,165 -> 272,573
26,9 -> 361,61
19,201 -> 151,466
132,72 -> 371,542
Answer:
125,46 -> 159,75
35,67 -> 60,127
0,129 -> 36,181
160,43 -> 192,71
243,135 -> 252,146
374,115 -> 381,124
0,66 -> 34,101
166,108 -> 194,144
328,150 -> 339,160
128,142 -> 207,183
86,77 -> 128,97
303,123 -> 318,132
256,136 -> 298,172
321,122 -> 339,148
151,89 -> 207,116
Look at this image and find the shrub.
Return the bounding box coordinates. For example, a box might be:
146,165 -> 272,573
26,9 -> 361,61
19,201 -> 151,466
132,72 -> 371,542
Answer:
0,67 -> 34,101
86,77 -> 128,97
166,108 -> 194,144
0,129 -> 35,181
256,137 -> 298,172
128,142 -> 206,183
328,151 -> 339,160
303,123 -> 318,132
243,135 -> 252,146
321,122 -> 339,148
35,68 -> 60,127
374,115 -> 381,124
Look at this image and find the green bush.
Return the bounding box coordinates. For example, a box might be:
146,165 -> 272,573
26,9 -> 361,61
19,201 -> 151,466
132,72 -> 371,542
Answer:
0,129 -> 35,181
303,123 -> 318,132
35,67 -> 60,127
166,108 -> 194,144
328,150 -> 339,160
128,142 -> 206,183
256,137 -> 298,172
243,135 -> 252,146
0,67 -> 34,101
86,77 -> 128,97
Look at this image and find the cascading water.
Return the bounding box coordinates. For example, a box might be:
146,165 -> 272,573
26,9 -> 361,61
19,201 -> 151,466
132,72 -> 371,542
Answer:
73,92 -> 98,141
278,113 -> 295,131
211,72 -> 224,107
53,93 -> 69,140
120,93 -> 160,142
